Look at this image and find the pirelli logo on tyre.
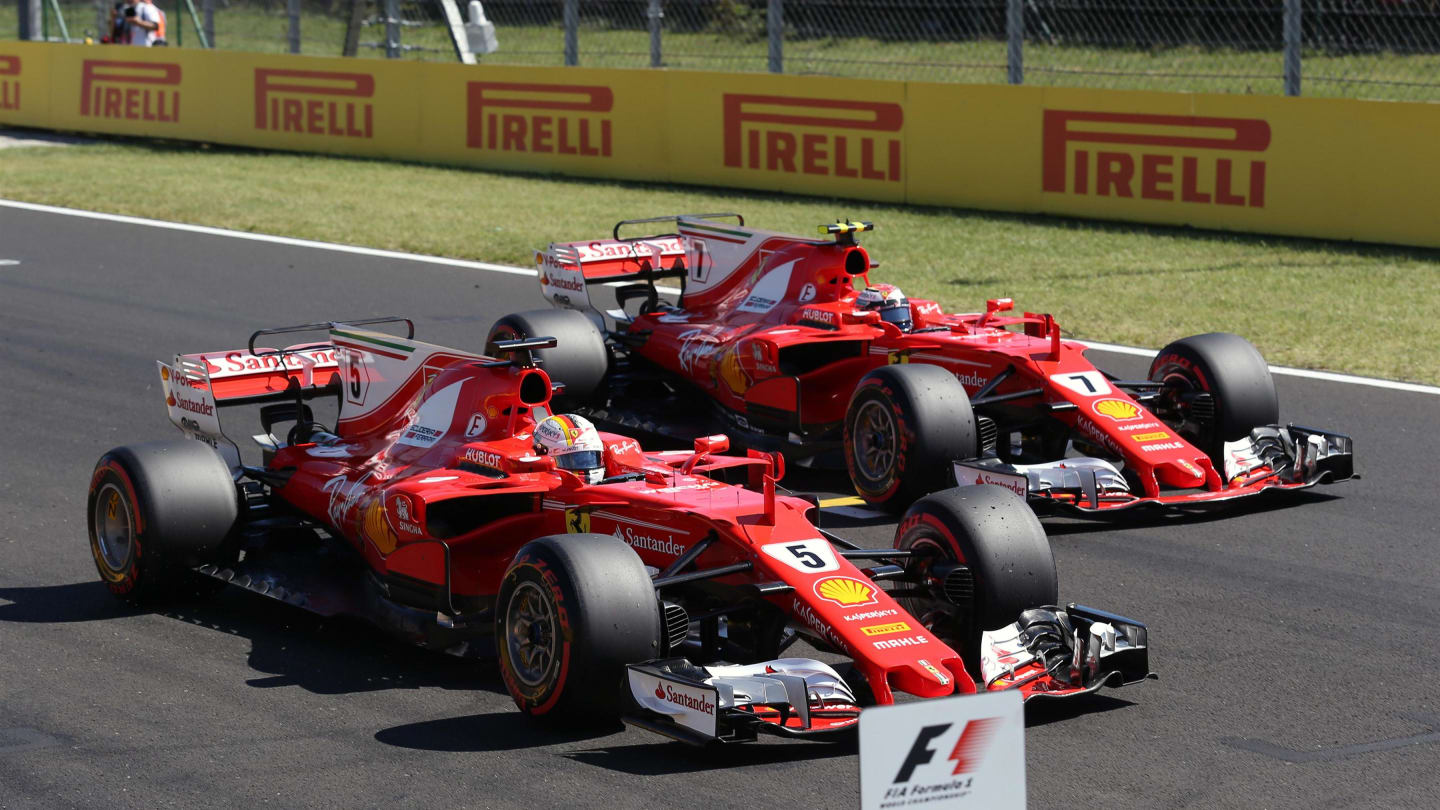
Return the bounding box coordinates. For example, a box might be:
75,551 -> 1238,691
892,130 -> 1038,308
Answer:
723,94 -> 902,182
466,82 -> 613,157
0,55 -> 19,111
255,69 -> 375,139
1042,110 -> 1270,208
80,60 -> 181,123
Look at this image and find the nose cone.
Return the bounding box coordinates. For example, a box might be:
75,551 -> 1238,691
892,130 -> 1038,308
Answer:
1155,457 -> 1208,488
888,658 -> 964,699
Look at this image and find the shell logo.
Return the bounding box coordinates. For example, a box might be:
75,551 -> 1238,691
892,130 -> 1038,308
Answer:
160,366 -> 170,381
814,576 -> 879,608
1093,398 -> 1141,421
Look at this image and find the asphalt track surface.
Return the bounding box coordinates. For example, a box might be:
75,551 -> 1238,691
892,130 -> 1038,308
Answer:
2,205 -> 1437,809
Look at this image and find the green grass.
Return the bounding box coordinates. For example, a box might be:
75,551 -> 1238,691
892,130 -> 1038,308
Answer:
2,136 -> 1437,384
5,5 -> 1439,101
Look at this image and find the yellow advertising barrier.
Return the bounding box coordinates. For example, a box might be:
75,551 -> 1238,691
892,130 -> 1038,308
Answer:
3,42 -> 1438,248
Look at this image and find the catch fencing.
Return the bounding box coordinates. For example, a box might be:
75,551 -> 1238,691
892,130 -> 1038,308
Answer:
8,1 -> 1440,99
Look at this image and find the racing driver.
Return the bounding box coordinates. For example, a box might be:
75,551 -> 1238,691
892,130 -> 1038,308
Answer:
856,283 -> 913,332
533,413 -> 607,484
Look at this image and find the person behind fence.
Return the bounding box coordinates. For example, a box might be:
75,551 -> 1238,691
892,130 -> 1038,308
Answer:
123,0 -> 166,47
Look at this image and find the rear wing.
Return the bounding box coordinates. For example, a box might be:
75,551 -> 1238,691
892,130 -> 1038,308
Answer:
534,213 -> 744,311
156,317 -> 415,466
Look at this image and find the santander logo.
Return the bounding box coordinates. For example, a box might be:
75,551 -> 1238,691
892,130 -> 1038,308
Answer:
541,272 -> 584,292
655,682 -> 716,715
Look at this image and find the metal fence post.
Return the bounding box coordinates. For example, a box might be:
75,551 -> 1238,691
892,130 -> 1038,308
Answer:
1283,0 -> 1301,96
287,0 -> 301,54
203,0 -> 215,48
385,0 -> 401,58
767,0 -> 782,74
1006,0 -> 1023,85
17,0 -> 36,40
563,0 -> 578,66
647,0 -> 662,68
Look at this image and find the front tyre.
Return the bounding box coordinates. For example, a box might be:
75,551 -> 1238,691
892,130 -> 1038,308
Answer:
486,309 -> 609,406
844,364 -> 978,512
892,485 -> 1056,669
1149,332 -> 1278,465
87,440 -> 240,604
495,533 -> 661,723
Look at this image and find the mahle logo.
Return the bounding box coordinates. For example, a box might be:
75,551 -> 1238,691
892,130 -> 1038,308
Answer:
467,82 -> 613,157
723,94 -> 902,182
1043,110 -> 1270,208
255,68 -> 375,139
80,60 -> 181,123
0,55 -> 19,111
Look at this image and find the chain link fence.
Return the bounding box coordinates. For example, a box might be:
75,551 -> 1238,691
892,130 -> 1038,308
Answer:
8,0 -> 1440,100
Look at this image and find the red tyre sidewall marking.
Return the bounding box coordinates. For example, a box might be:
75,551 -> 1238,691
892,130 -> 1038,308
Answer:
498,556 -> 574,716
88,460 -> 145,595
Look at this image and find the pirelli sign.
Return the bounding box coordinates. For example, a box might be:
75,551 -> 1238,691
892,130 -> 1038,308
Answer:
466,82 -> 613,157
254,69 -> 375,139
723,94 -> 903,182
80,60 -> 181,124
1042,110 -> 1271,208
0,55 -> 19,112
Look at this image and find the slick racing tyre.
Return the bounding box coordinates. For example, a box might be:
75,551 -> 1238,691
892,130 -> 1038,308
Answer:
892,485 -> 1057,669
486,309 -> 609,407
496,534 -> 662,723
87,440 -> 240,604
1149,332 -> 1278,466
844,364 -> 978,512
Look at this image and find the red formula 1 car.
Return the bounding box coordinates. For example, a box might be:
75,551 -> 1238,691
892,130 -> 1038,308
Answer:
489,215 -> 1354,514
85,320 -> 1151,742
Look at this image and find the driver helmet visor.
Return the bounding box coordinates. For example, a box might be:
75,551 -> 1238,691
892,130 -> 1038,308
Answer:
878,303 -> 912,330
554,449 -> 604,472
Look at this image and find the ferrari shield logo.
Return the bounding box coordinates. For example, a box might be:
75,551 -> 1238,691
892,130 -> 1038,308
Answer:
565,508 -> 590,534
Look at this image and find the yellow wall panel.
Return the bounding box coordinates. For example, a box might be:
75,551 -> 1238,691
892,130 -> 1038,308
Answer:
0,42 -> 53,128
6,44 -> 1440,249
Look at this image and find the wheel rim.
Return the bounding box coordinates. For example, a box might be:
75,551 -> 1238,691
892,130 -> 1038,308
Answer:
852,400 -> 898,483
93,482 -> 135,573
897,537 -> 964,644
505,581 -> 559,688
1158,369 -> 1213,446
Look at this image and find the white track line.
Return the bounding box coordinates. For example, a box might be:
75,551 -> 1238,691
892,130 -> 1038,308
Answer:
5,197 -> 1436,396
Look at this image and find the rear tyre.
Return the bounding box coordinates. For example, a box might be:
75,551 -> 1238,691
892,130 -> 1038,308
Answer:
1149,332 -> 1278,466
86,440 -> 240,604
495,533 -> 662,723
892,485 -> 1056,669
486,309 -> 609,406
844,364 -> 978,512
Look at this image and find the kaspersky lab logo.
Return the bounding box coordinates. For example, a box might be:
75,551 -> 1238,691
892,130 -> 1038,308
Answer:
723,94 -> 902,182
0,55 -> 19,111
1042,109 -> 1270,207
466,82 -> 613,156
887,718 -> 1002,799
80,60 -> 181,123
254,68 -> 375,139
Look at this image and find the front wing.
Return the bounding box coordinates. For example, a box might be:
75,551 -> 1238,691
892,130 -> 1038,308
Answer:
622,605 -> 1153,745
954,424 -> 1354,514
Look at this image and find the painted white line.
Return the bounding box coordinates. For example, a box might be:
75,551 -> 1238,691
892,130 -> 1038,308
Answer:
3,197 -> 1433,396
0,198 -> 535,277
0,259 -> 19,266
1075,339 -> 1440,396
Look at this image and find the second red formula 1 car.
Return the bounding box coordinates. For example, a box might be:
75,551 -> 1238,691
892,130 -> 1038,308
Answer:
490,215 -> 1354,514
86,320 -> 1151,743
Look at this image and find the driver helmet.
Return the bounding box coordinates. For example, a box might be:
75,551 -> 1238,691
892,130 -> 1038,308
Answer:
533,414 -> 606,484
856,284 -> 913,332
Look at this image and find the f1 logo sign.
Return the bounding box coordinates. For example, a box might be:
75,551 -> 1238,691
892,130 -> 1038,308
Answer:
1042,110 -> 1270,207
723,94 -> 903,181
893,718 -> 1002,783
